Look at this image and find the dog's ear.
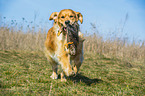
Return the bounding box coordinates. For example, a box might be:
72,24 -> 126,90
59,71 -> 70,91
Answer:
49,12 -> 59,21
76,12 -> 83,24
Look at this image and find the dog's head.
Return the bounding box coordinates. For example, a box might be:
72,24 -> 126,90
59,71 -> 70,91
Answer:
49,9 -> 83,30
49,9 -> 83,55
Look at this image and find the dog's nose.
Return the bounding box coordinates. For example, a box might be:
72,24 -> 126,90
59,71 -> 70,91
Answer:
65,20 -> 70,24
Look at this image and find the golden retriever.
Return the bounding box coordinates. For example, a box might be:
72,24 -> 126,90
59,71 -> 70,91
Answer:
44,9 -> 84,81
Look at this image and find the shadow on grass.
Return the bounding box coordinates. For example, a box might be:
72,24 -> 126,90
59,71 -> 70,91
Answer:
68,73 -> 103,86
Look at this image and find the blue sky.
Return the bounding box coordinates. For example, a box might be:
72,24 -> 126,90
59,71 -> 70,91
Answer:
0,0 -> 145,42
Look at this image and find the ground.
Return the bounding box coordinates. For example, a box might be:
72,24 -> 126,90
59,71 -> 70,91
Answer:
0,50 -> 145,95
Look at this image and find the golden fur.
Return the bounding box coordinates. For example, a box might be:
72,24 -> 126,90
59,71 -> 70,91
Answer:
44,9 -> 84,81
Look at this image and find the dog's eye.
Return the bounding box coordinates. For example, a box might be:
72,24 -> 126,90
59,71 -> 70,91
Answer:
70,15 -> 74,18
54,14 -> 57,17
61,16 -> 65,18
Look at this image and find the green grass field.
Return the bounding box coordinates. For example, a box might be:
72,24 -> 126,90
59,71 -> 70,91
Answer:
0,50 -> 144,95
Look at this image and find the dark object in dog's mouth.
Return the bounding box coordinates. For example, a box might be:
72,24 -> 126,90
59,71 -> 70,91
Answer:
65,23 -> 79,55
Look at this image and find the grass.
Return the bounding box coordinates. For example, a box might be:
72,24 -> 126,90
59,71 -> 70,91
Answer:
0,50 -> 145,95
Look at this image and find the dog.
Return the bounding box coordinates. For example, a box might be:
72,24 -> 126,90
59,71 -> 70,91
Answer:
44,9 -> 85,81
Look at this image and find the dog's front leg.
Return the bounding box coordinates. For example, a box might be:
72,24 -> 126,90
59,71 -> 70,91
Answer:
46,55 -> 58,79
61,72 -> 67,82
50,62 -> 58,79
59,54 -> 74,77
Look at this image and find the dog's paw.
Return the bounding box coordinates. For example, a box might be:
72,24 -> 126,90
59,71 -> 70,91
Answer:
64,68 -> 75,77
61,73 -> 67,82
61,78 -> 67,82
50,72 -> 58,79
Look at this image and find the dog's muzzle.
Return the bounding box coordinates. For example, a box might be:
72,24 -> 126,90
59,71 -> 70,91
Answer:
65,20 -> 70,25
63,20 -> 70,32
